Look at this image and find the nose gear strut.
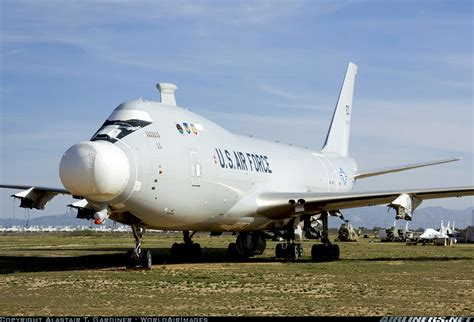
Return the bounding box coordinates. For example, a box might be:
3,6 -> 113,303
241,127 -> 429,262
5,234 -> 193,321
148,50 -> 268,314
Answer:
126,224 -> 152,269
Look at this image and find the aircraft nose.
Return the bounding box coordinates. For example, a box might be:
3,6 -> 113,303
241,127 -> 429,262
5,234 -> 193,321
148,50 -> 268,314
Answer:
59,141 -> 130,201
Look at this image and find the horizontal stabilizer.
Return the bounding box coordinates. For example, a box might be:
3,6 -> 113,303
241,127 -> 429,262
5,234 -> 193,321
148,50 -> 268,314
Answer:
354,158 -> 461,180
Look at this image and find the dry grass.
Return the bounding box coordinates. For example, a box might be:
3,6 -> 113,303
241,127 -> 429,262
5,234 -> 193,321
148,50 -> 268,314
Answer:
0,232 -> 472,316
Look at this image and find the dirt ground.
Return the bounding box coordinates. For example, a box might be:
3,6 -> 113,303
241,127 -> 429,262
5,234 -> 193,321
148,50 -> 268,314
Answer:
0,232 -> 472,316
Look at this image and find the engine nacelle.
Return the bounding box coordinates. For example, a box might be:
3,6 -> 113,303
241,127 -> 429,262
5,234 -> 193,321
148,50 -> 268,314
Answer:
68,199 -> 107,223
388,193 -> 421,221
12,188 -> 57,210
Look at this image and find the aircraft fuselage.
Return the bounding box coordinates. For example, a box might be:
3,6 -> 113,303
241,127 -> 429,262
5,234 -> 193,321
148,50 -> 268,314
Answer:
60,99 -> 356,231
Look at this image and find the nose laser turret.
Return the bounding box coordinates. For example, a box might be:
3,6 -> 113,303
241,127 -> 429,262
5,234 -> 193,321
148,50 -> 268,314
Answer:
59,141 -> 130,202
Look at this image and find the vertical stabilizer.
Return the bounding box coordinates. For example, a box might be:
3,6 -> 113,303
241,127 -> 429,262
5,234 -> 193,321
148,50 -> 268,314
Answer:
321,62 -> 357,156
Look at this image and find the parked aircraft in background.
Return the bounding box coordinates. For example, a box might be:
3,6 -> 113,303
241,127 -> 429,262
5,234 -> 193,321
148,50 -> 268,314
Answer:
419,220 -> 456,241
335,221 -> 359,242
2,62 -> 473,268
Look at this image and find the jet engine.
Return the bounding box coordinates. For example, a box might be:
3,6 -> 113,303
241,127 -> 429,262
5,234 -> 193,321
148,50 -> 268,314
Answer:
388,193 -> 421,221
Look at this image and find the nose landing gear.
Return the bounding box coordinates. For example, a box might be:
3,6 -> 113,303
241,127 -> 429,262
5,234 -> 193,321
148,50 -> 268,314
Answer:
126,225 -> 152,269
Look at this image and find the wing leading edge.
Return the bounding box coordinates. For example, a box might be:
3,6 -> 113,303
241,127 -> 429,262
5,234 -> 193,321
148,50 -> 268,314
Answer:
256,186 -> 474,220
354,158 -> 460,180
0,184 -> 70,194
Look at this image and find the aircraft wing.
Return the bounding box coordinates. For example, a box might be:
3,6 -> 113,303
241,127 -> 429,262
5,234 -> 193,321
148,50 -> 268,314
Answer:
0,184 -> 70,194
256,186 -> 474,220
354,158 -> 460,180
0,184 -> 71,210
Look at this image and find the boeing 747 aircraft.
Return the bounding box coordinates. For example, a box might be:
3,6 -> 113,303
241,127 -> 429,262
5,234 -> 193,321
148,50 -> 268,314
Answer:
2,63 -> 473,268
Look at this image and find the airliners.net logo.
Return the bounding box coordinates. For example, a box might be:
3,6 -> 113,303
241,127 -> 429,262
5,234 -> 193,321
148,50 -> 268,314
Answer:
380,317 -> 471,322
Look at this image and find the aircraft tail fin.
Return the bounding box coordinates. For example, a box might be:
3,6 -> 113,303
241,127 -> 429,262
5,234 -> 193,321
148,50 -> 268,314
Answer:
322,62 -> 357,157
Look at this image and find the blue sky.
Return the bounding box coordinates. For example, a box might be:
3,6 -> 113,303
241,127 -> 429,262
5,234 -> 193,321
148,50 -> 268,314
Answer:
1,0 -> 473,219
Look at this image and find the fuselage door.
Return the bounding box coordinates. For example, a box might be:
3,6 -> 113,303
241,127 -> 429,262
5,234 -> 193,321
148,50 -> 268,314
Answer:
190,151 -> 201,187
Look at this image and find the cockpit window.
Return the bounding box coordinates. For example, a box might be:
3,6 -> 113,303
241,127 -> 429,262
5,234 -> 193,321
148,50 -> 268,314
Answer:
91,119 -> 152,142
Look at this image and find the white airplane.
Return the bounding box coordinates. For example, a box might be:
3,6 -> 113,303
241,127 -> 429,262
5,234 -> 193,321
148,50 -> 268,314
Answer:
2,62 -> 473,268
419,220 -> 456,240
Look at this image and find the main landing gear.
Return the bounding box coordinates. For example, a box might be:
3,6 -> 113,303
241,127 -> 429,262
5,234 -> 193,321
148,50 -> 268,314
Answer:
126,225 -> 152,269
275,219 -> 304,260
171,230 -> 202,261
311,211 -> 340,262
228,231 -> 266,259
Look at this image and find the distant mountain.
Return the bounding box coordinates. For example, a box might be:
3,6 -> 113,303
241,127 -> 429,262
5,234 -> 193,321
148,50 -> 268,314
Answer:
0,206 -> 473,230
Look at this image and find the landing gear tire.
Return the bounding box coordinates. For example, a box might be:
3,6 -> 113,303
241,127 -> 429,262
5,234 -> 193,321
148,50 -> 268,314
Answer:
275,243 -> 283,258
126,249 -> 153,269
330,244 -> 340,260
311,244 -> 322,262
311,244 -> 339,262
310,211 -> 341,262
275,242 -> 303,260
126,250 -> 135,268
171,242 -> 202,261
171,242 -> 181,257
191,243 -> 202,260
235,232 -> 266,258
289,243 -> 304,259
126,225 -> 153,269
141,249 -> 152,269
227,242 -> 240,259
171,231 -> 202,262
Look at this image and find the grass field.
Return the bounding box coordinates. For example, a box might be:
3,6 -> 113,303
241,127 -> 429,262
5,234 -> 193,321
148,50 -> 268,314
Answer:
0,232 -> 472,316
